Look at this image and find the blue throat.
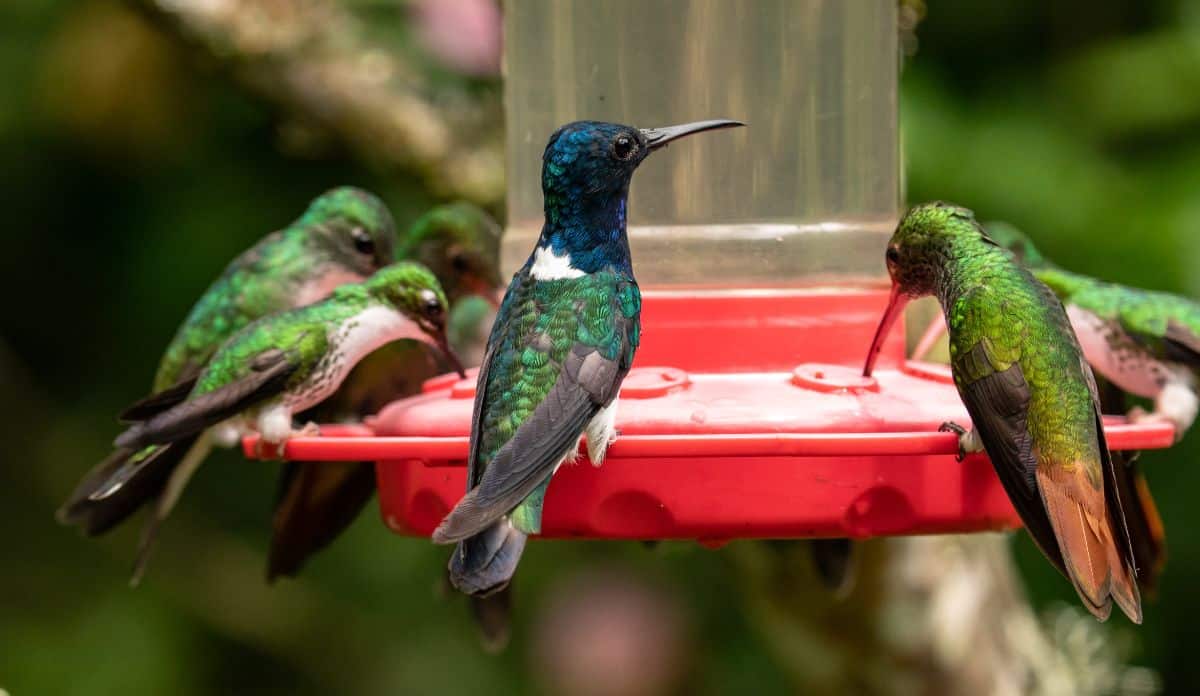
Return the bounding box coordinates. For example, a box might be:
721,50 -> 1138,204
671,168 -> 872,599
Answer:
531,185 -> 634,276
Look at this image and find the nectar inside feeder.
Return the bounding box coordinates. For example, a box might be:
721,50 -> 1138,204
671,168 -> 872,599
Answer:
243,1 -> 1176,543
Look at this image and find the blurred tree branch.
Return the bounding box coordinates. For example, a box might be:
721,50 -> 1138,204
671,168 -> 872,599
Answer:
729,536 -> 1158,696
132,0 -> 505,205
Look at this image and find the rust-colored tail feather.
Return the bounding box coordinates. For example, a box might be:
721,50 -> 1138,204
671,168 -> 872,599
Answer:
1036,464 -> 1142,624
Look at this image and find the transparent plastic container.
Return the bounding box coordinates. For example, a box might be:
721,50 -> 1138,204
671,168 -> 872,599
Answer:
502,0 -> 901,285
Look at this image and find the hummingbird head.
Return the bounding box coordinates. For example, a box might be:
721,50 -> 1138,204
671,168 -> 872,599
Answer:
537,119 -> 743,273
398,202 -> 502,307
864,201 -> 990,376
364,262 -> 465,377
882,201 -> 990,298
302,187 -> 398,277
983,221 -> 1051,269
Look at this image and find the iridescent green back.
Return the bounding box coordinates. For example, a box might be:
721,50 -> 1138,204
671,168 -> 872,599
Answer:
154,188 -> 396,391
191,285 -> 375,396
155,229 -> 326,390
1038,267 -> 1200,360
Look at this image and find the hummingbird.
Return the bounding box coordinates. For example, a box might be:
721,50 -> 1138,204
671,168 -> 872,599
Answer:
431,119 -> 744,597
57,186 -> 397,581
983,221 -> 1180,592
268,202 -> 503,582
91,262 -> 461,525
863,201 -> 1142,623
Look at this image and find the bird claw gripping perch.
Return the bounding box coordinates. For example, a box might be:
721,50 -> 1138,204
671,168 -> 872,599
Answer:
938,421 -> 982,463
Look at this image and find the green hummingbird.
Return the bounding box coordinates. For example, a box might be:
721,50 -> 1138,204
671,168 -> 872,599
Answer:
58,186 -> 397,580
982,221 -> 1180,592
864,202 -> 1142,623
92,262 -> 460,526
268,202 -> 503,582
431,119 -> 744,597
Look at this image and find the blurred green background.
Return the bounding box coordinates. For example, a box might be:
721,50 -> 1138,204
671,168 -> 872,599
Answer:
3,0 -> 1200,694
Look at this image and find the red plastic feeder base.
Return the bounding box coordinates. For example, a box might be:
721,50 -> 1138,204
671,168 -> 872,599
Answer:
243,287 -> 1174,544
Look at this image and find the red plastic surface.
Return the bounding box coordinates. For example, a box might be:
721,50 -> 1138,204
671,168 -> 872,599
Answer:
242,287 -> 1176,542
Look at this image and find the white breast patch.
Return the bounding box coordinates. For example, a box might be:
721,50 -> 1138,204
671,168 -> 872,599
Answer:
529,245 -> 585,280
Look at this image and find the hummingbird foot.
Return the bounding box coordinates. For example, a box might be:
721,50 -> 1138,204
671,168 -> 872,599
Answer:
253,404 -> 297,459
254,422 -> 319,458
1128,407 -> 1189,444
938,421 -> 983,462
1129,380 -> 1198,443
210,422 -> 244,449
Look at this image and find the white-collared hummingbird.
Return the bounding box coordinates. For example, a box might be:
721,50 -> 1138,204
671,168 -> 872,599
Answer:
863,202 -> 1143,623
431,119 -> 744,599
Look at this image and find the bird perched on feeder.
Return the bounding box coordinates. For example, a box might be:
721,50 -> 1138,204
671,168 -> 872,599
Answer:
863,201 -> 1143,624
58,186 -> 397,581
268,202 -> 503,583
431,119 -> 744,597
984,221 -> 1180,592
79,263 -> 460,555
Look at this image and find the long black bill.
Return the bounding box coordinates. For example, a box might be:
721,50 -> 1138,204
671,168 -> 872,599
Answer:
441,336 -> 467,379
862,283 -> 909,378
640,119 -> 745,151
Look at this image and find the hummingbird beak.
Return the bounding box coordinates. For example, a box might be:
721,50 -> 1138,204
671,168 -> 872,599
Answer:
437,331 -> 467,379
640,119 -> 745,151
863,283 -> 909,377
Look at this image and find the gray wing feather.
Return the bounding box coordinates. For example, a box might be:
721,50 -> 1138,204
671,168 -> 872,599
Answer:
114,350 -> 296,449
956,343 -> 1066,574
435,344 -> 624,543
119,374 -> 200,422
1162,319 -> 1200,366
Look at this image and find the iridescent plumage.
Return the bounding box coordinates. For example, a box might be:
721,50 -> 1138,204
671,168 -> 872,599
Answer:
988,221 -> 1200,436
268,202 -> 503,582
59,187 -> 397,581
431,119 -> 743,600
865,202 -> 1142,623
985,222 -> 1183,592
155,188 -> 397,390
113,263 -> 453,453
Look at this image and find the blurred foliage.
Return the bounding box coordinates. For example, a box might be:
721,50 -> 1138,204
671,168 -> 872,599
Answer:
3,0 -> 1200,694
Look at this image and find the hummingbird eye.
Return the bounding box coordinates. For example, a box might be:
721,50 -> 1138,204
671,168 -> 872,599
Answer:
351,227 -> 375,255
420,290 -> 444,320
886,247 -> 901,265
612,134 -> 637,161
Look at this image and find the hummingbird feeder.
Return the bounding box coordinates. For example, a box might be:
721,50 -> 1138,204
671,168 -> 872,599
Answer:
244,1 -> 1173,544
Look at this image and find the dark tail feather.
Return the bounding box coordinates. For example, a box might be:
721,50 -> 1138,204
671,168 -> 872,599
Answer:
1111,451 -> 1166,596
447,521 -> 527,596
267,461 -> 377,582
57,441 -> 191,536
810,538 -> 858,598
130,504 -> 167,587
57,447 -> 139,526
469,586 -> 514,653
